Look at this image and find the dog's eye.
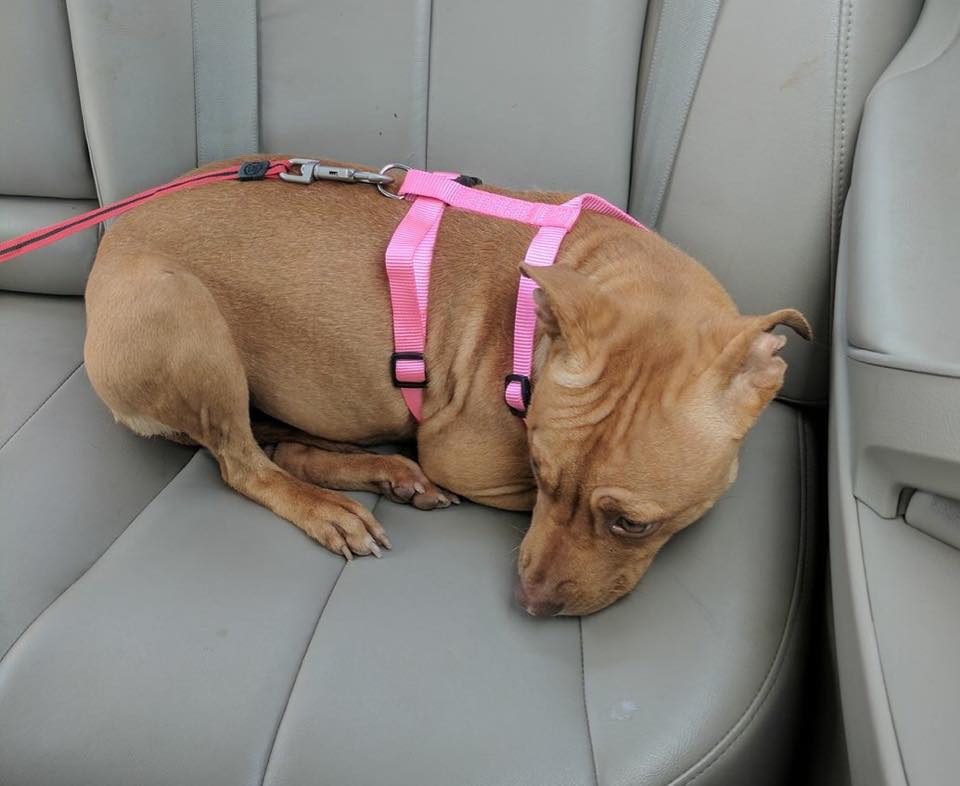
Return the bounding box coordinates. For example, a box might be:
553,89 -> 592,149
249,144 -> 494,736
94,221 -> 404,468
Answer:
610,517 -> 658,538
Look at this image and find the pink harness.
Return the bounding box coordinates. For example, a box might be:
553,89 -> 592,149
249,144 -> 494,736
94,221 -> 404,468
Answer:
384,169 -> 645,420
0,159 -> 645,422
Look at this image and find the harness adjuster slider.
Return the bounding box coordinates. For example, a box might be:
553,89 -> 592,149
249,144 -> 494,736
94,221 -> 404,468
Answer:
391,351 -> 428,389
504,374 -> 531,417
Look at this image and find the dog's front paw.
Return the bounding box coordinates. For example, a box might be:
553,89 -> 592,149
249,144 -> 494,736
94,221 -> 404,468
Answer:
305,494 -> 391,560
375,455 -> 461,510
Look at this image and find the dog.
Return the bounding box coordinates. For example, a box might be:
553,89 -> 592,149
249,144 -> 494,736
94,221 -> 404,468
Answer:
83,157 -> 811,616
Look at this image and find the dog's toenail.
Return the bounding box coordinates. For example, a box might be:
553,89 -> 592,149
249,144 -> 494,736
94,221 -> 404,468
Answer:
414,483 -> 426,494
369,540 -> 382,558
340,545 -> 353,562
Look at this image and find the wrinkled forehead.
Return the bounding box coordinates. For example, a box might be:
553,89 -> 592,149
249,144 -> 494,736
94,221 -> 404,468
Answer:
531,402 -> 735,499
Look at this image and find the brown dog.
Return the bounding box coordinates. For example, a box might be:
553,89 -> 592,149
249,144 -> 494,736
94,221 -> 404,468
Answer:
83,157 -> 810,616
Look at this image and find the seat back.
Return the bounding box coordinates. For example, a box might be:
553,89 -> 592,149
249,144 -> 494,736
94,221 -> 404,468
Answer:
8,0 -> 924,401
0,1 -> 99,295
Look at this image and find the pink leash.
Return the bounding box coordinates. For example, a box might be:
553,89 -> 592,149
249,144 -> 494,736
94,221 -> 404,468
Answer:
385,169 -> 646,421
0,160 -> 292,265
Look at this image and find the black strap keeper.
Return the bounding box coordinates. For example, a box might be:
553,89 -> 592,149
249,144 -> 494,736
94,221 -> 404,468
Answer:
505,373 -> 532,417
237,160 -> 271,181
391,352 -> 428,388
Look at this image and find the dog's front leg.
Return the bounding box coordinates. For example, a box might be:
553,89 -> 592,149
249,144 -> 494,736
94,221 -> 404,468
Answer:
84,253 -> 390,561
268,444 -> 459,510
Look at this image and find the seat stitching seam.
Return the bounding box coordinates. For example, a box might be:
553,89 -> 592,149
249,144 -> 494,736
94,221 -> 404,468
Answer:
250,0 -> 261,153
624,0 -> 652,213
191,0 -> 202,165
64,4 -> 104,209
259,494 -> 385,785
423,0 -> 434,169
829,0 -> 853,325
670,409 -> 810,786
258,565 -> 346,786
579,616 -> 599,786
631,0 -> 668,223
0,362 -> 83,453
0,444 -> 197,664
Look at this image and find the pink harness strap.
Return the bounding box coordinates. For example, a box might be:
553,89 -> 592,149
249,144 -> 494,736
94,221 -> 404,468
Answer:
385,170 -> 645,421
383,180 -> 453,419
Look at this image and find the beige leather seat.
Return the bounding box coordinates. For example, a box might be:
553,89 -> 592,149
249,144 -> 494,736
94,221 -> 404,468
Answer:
0,1 -> 921,784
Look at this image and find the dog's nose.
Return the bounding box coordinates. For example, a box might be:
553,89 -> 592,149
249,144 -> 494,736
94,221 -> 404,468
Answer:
514,580 -> 564,617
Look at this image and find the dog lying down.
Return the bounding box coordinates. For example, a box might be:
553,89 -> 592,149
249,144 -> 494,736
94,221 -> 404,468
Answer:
83,158 -> 811,616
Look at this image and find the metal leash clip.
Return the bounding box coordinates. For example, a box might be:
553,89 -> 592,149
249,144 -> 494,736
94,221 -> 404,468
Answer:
278,158 -> 394,186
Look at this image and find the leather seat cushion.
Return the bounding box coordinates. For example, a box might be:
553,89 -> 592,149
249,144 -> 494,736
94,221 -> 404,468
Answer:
0,293 -> 86,445
0,319 -> 814,786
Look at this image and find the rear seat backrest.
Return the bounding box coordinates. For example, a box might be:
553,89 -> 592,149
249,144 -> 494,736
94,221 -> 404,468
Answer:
0,1 -> 99,295
424,0 -> 647,206
637,0 -> 922,402
264,0 -> 648,204
55,0 -> 923,401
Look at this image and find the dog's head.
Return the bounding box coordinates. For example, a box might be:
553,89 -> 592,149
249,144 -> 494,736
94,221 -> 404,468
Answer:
515,249 -> 811,616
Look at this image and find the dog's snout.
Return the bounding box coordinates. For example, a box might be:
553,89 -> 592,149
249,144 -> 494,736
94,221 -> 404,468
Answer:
514,579 -> 564,617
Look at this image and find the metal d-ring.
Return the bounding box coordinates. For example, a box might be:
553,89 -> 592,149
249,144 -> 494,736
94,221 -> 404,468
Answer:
377,163 -> 411,199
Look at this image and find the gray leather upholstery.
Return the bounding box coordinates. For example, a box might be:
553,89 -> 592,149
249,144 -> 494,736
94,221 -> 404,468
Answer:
0,2 -> 96,200
0,397 -> 812,786
859,503 -> 960,786
904,491 -> 960,552
0,199 -> 99,295
0,293 -> 85,445
846,0 -> 960,373
0,368 -> 193,657
0,2 -> 97,295
640,0 -> 921,403
425,0 -> 647,207
1,1 -> 922,783
829,1 -> 960,783
260,0 -> 432,168
66,0 -> 200,202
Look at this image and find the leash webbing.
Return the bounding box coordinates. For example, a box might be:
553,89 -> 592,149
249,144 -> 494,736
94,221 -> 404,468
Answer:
0,160 -> 291,265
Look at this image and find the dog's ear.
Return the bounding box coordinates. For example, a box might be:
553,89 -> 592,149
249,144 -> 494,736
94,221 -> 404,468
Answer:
520,263 -> 616,387
758,308 -> 813,341
713,309 -> 811,435
519,263 -> 606,346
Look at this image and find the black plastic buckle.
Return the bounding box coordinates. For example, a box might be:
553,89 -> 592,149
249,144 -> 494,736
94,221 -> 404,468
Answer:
455,174 -> 483,187
391,352 -> 427,388
237,160 -> 271,181
504,374 -> 531,417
